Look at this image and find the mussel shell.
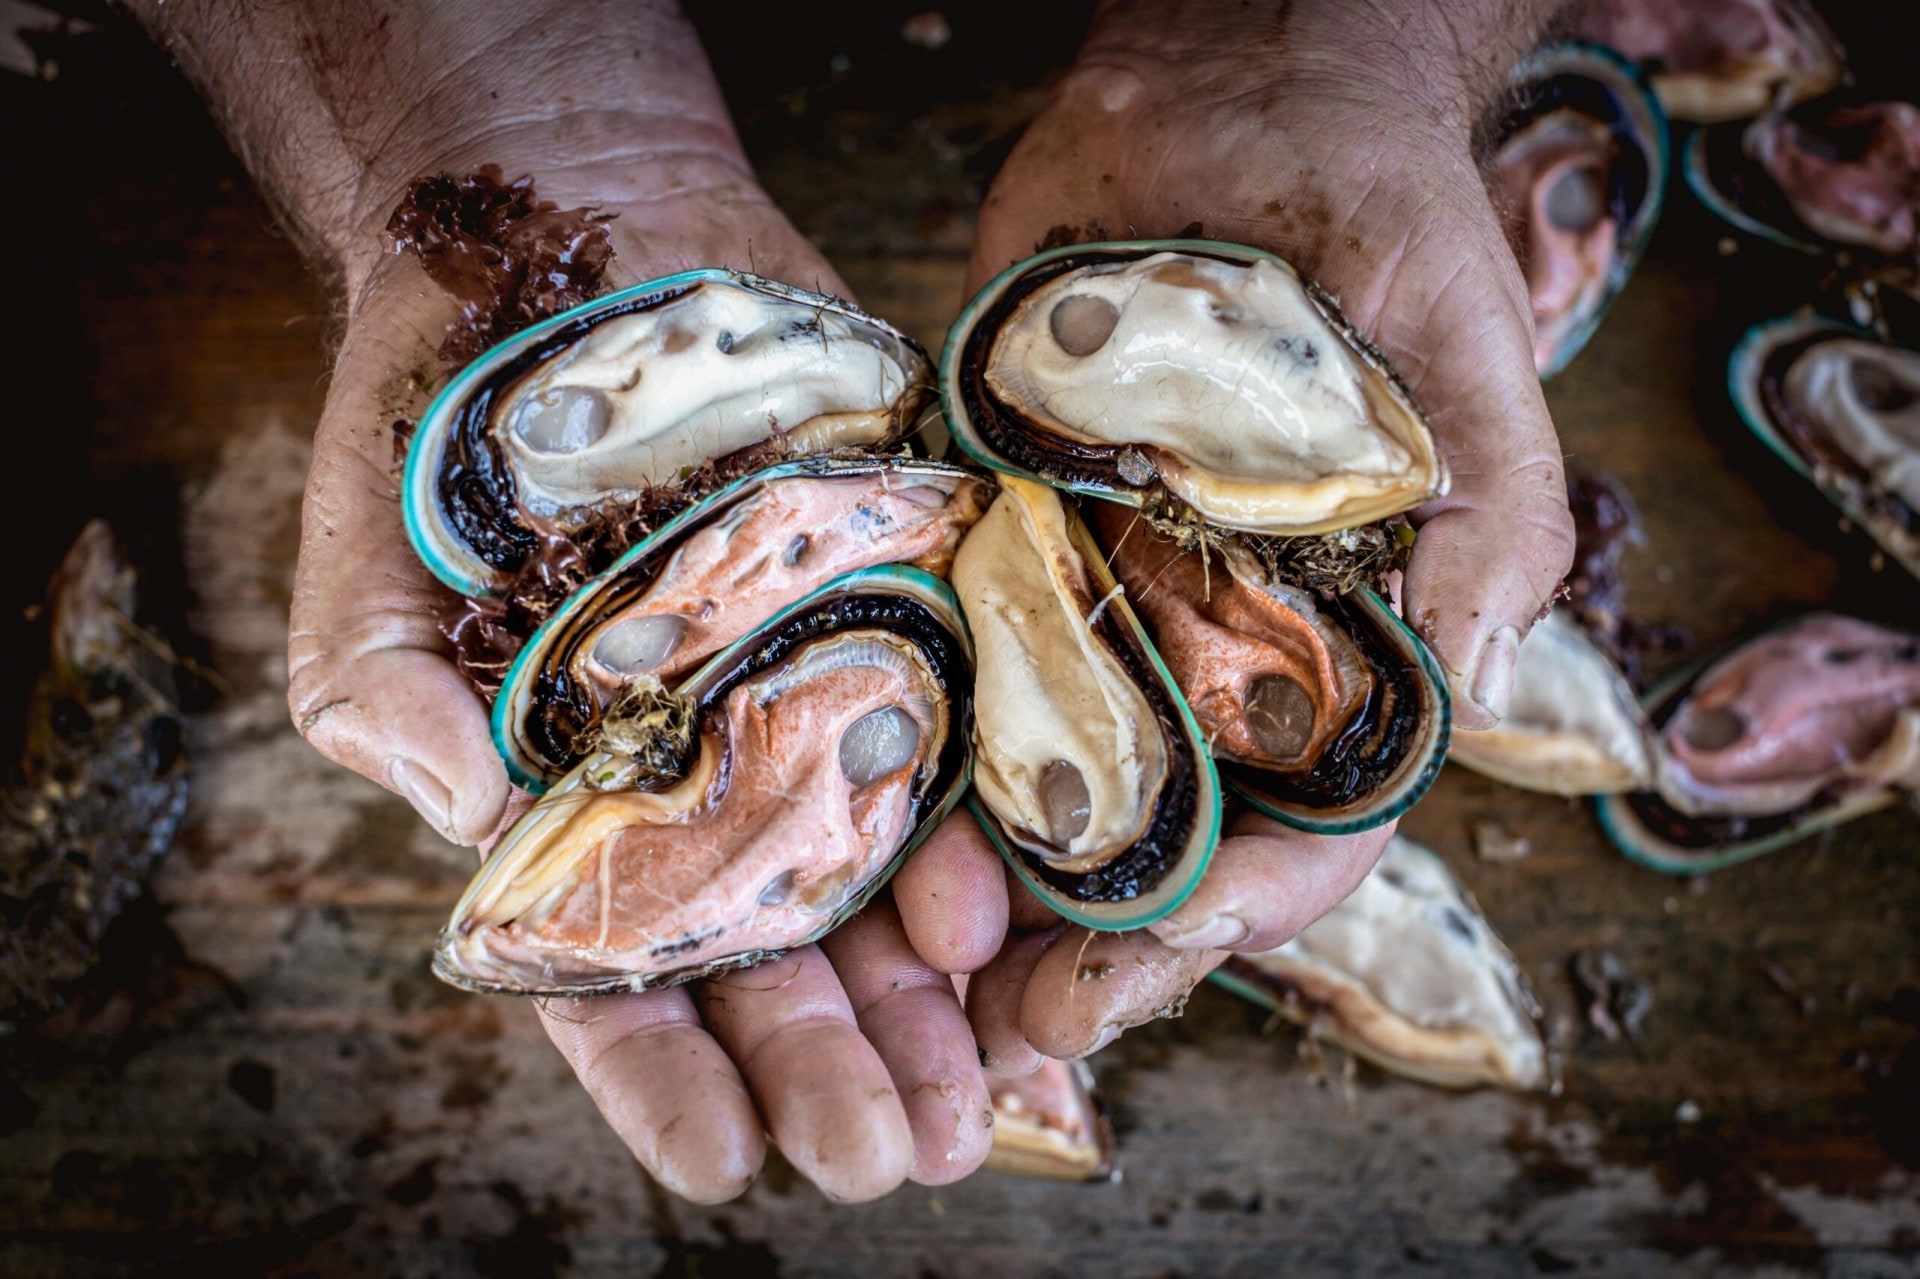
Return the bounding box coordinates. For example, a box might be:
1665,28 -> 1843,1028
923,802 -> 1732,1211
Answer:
1497,42 -> 1670,379
491,455 -> 989,789
1594,621 -> 1907,874
404,269 -> 931,599
1683,119 -> 1827,255
1220,590 -> 1451,835
1729,311 -> 1920,582
983,1059 -> 1117,1182
940,239 -> 1442,535
434,564 -> 974,995
964,494 -> 1222,932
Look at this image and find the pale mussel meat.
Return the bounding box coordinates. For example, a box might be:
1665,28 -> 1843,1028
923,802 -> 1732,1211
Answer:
493,457 -> 991,787
406,269 -> 934,598
1212,835 -> 1554,1091
1732,312 -> 1920,580
1493,43 -> 1669,378
943,241 -> 1444,536
434,566 -> 972,995
1597,614 -> 1920,872
953,477 -> 1220,930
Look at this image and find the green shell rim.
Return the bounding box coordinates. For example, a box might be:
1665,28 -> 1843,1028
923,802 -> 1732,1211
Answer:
1727,311 -> 1920,584
437,563 -> 976,996
403,268 -> 924,600
1511,40 -> 1673,381
488,455 -> 980,790
1225,590 -> 1454,836
1591,615 -> 1904,874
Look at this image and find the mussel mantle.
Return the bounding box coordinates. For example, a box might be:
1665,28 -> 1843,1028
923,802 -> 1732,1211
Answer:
943,241 -> 1445,536
434,566 -> 973,995
1598,614 -> 1920,872
406,269 -> 934,598
492,457 -> 992,788
953,477 -> 1219,930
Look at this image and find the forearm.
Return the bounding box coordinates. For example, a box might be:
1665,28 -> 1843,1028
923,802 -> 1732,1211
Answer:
1086,0 -> 1574,135
123,0 -> 751,294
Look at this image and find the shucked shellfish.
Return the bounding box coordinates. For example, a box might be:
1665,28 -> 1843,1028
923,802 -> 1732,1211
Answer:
1211,835 -> 1554,1092
406,269 -> 935,598
1598,614 -> 1920,872
1732,313 -> 1920,581
492,457 -> 991,787
435,566 -> 972,995
952,477 -> 1220,930
943,241 -> 1445,536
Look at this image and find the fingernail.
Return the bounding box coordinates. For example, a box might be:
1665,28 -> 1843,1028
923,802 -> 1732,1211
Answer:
1159,912 -> 1250,950
390,758 -> 454,838
1083,1023 -> 1124,1056
1466,626 -> 1520,724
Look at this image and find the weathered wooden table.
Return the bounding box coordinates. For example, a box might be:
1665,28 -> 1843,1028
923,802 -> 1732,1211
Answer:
2,7 -> 1914,1276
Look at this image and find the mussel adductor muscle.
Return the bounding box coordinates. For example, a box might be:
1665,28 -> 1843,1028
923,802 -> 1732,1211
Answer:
1596,614 -> 1919,874
1574,0 -> 1843,124
433,566 -> 973,996
942,240 -> 1445,536
1494,42 -> 1669,379
405,269 -> 934,598
1221,590 -> 1451,834
1730,313 -> 1920,583
493,456 -> 992,788
955,478 -> 1220,930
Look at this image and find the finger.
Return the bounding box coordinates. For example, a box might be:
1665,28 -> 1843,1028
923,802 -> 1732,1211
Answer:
537,987 -> 763,1204
964,923 -> 1063,1078
1019,929 -> 1224,1060
820,902 -> 994,1185
1149,815 -> 1393,953
287,292 -> 510,843
891,811 -> 1010,975
699,947 -> 913,1202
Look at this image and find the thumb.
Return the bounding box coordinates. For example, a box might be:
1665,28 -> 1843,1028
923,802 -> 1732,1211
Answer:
287,293 -> 510,844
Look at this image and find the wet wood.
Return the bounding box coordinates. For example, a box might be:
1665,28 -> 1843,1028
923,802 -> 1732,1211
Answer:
1,6 -> 1915,1277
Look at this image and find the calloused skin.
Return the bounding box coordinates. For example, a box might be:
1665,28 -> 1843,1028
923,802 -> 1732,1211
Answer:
129,0 -> 1574,1199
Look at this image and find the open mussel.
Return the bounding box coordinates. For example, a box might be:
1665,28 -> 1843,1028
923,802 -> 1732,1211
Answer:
492,457 -> 991,787
984,1059 -> 1117,1182
405,269 -> 934,598
1686,97 -> 1920,272
1574,0 -> 1844,124
942,241 -> 1444,536
434,566 -> 972,995
1494,43 -> 1669,378
1448,609 -> 1655,796
1092,504 -> 1450,833
1210,835 -> 1554,1092
1597,614 -> 1920,873
1731,312 -> 1920,580
952,477 -> 1220,931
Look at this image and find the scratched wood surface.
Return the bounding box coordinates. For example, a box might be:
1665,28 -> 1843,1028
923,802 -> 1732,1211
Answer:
1,6 -> 1915,1277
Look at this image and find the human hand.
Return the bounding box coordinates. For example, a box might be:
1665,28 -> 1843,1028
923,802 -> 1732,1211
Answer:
133,0 -> 1003,1202
948,0 -> 1575,1065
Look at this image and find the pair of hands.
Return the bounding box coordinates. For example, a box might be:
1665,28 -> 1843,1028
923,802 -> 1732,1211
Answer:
243,0 -> 1572,1202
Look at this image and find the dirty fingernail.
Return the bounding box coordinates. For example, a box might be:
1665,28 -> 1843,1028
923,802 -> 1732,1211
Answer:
1466,626 -> 1520,724
1157,912 -> 1249,951
390,758 -> 454,839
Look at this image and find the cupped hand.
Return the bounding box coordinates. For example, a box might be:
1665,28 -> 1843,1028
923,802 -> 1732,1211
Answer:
944,0 -> 1574,1066
285,155 -> 1002,1200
